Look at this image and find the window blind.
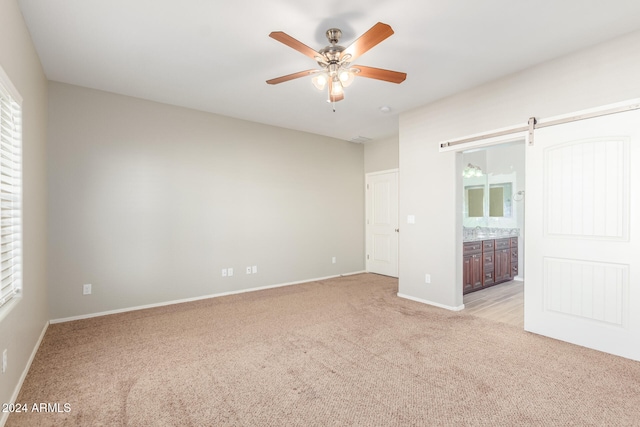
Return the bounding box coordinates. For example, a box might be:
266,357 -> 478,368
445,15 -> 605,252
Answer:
0,74 -> 22,309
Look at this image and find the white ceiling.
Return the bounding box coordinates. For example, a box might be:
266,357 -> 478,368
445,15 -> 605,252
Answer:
17,0 -> 640,142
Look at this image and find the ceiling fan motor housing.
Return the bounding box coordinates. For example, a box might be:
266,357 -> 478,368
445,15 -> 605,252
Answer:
326,28 -> 342,44
318,29 -> 346,67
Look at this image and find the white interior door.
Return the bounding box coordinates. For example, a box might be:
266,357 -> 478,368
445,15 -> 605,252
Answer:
525,109 -> 640,361
366,170 -> 399,277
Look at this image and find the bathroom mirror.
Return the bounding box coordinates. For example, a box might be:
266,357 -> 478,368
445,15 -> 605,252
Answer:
463,173 -> 516,226
466,186 -> 484,217
489,182 -> 512,217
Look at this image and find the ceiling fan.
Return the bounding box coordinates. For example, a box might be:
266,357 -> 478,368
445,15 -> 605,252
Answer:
266,22 -> 407,109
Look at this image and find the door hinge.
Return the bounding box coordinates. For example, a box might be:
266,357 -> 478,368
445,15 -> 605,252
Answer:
367,254 -> 370,260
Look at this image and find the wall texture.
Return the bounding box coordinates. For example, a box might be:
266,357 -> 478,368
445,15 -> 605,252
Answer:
0,0 -> 49,415
47,82 -> 365,320
399,29 -> 640,309
364,135 -> 399,173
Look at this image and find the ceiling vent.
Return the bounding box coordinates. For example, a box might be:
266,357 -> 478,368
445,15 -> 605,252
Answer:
349,136 -> 372,144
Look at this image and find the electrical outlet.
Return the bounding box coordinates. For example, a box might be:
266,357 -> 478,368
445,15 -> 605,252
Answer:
332,257 -> 336,264
83,284 -> 92,295
425,274 -> 431,284
246,266 -> 252,274
222,269 -> 227,277
252,265 -> 257,274
228,268 -> 233,276
2,349 -> 7,373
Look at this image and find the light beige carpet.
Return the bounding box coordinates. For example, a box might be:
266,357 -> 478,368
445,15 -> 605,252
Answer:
8,273 -> 640,426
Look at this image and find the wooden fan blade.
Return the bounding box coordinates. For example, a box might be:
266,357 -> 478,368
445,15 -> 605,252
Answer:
266,70 -> 318,85
341,22 -> 394,62
355,65 -> 406,83
269,31 -> 320,60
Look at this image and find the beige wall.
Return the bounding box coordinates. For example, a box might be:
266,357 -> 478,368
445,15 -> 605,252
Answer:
47,82 -> 365,320
399,29 -> 640,309
364,135 -> 399,173
0,0 -> 49,414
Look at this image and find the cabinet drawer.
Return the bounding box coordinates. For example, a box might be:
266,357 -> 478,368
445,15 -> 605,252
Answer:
511,264 -> 518,276
463,242 -> 482,255
482,240 -> 494,251
483,271 -> 494,285
483,252 -> 494,264
511,249 -> 518,263
495,238 -> 510,250
510,237 -> 518,247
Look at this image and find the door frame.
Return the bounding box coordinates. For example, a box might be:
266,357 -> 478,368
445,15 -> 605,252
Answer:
457,134 -> 528,282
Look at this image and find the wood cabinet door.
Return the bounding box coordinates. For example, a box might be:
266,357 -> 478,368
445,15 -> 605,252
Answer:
470,254 -> 483,291
463,254 -> 483,294
463,255 -> 473,294
494,248 -> 511,283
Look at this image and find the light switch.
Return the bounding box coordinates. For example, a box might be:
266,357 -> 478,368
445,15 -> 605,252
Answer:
407,215 -> 415,224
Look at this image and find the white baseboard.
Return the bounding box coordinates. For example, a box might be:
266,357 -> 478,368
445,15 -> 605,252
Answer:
50,271 -> 367,324
397,293 -> 465,311
1,321 -> 49,427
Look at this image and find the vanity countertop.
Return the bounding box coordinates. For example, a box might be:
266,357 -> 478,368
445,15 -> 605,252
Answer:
463,227 -> 519,242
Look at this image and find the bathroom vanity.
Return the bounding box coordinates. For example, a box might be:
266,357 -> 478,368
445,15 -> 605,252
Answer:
463,235 -> 518,295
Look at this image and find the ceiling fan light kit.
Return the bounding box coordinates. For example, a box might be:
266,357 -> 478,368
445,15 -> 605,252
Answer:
267,22 -> 406,111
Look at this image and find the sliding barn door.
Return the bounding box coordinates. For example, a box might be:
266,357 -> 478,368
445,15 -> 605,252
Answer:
524,109 -> 640,360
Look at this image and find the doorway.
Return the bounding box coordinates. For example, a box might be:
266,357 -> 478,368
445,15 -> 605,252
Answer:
461,141 -> 526,326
